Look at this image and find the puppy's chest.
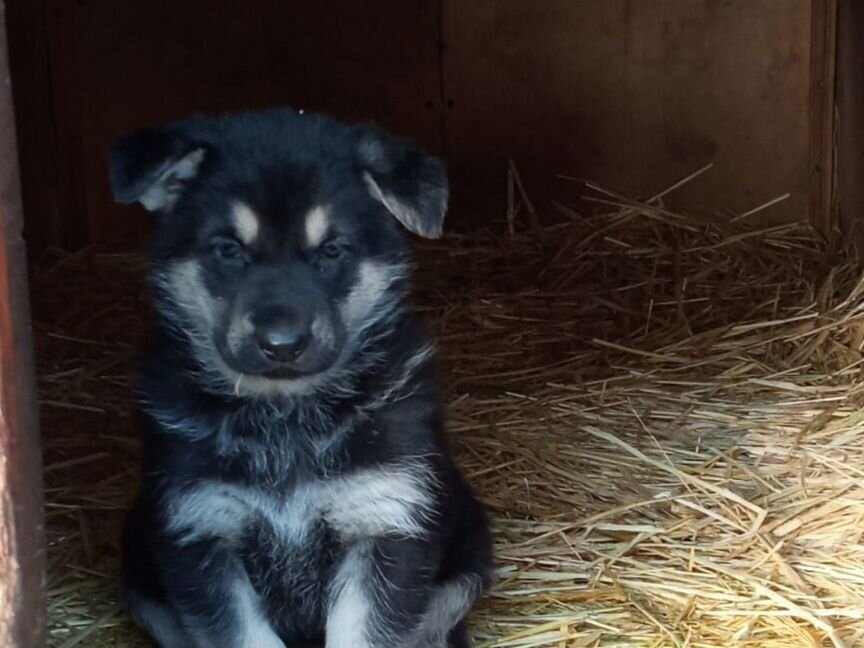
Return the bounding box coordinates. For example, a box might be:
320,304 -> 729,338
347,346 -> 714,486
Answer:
165,459 -> 437,549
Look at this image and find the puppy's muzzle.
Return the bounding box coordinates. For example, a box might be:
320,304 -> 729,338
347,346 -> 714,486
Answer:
253,308 -> 310,364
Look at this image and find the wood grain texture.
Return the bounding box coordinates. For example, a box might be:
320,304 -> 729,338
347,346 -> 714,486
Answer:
808,0 -> 837,235
0,2 -> 46,647
7,0 -> 59,254
13,1 -> 831,244
62,0 -> 442,243
442,0 -> 815,224
836,0 -> 863,239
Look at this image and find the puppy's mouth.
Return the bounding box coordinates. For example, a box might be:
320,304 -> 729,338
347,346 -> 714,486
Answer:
217,342 -> 340,379
259,365 -> 318,380
213,324 -> 345,383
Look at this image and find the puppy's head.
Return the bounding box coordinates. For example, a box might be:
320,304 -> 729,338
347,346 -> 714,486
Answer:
110,109 -> 447,396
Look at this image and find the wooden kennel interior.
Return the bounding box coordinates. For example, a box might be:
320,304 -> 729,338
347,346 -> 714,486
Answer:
1,1 -> 862,646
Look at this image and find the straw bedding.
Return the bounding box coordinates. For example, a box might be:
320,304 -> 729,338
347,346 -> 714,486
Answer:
38,179 -> 864,648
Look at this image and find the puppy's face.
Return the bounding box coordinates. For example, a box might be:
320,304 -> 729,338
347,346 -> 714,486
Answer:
160,199 -> 402,383
110,110 -> 447,396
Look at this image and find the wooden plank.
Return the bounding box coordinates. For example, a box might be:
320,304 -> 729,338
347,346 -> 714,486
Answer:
0,2 -> 46,647
442,0 -> 815,226
808,0 -> 838,236
6,0 -> 59,256
8,0 -> 93,253
58,0 -> 442,244
835,0 -> 863,240
44,0 -> 90,250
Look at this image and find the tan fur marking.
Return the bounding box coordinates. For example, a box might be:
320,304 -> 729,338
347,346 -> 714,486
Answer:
304,206 -> 330,247
167,260 -> 217,328
232,202 -> 260,245
226,313 -> 254,355
341,261 -> 390,327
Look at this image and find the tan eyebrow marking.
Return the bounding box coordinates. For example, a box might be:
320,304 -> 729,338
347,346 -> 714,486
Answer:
232,202 -> 260,245
304,205 -> 330,247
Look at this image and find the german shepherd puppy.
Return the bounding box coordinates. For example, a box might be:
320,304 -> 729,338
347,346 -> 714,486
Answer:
110,109 -> 494,648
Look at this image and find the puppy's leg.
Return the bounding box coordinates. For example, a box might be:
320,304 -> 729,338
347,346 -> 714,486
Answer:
446,621 -> 470,648
126,591 -> 194,648
414,575 -> 486,648
123,496 -> 196,648
327,538 -> 435,648
327,538 -> 485,648
158,539 -> 284,648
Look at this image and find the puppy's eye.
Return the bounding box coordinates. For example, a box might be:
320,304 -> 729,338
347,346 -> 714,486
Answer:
212,238 -> 244,261
319,241 -> 342,260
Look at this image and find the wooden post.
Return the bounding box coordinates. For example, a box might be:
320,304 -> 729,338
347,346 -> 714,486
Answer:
809,0 -> 838,236
0,1 -> 46,647
836,0 -> 864,242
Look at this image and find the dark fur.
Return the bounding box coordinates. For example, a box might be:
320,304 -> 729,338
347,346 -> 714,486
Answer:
111,109 -> 493,648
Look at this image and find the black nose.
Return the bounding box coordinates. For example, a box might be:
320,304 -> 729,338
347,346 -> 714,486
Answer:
256,326 -> 309,363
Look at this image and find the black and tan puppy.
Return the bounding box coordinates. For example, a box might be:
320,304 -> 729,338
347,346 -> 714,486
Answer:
110,109 -> 493,648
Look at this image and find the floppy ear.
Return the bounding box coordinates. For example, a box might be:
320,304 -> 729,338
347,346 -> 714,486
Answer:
358,127 -> 448,239
109,126 -> 206,212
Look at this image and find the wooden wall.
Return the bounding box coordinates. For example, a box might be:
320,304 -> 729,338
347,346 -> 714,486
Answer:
444,0 -> 820,226
0,2 -> 45,645
9,0 -> 831,250
837,0 -> 864,239
10,0 -> 442,248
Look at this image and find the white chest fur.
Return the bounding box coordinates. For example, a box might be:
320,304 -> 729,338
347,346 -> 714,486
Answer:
165,462 -> 437,546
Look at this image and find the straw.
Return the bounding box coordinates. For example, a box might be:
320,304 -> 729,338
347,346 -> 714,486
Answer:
36,176 -> 864,647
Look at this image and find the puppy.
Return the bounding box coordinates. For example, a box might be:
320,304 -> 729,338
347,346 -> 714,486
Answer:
110,109 -> 494,648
